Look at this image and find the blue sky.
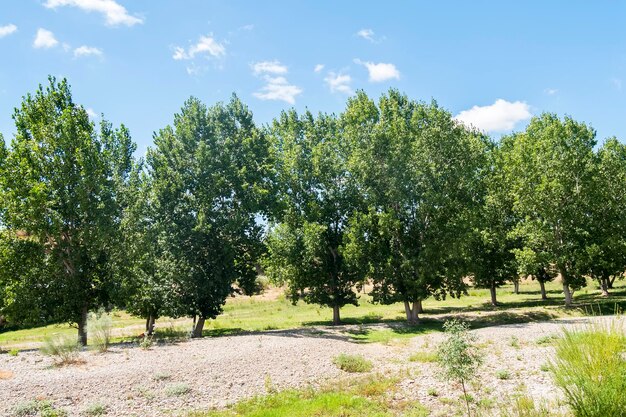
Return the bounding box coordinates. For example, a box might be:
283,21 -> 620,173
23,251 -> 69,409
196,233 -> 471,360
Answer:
1,1 -> 626,155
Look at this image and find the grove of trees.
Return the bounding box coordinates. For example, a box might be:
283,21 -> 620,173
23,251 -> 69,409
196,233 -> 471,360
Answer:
2,77 -> 626,344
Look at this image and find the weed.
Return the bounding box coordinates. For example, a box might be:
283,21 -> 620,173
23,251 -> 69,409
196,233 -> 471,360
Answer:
153,371 -> 172,381
40,335 -> 81,365
83,402 -> 107,416
496,369 -> 511,380
332,354 -> 373,373
408,351 -> 437,363
166,382 -> 191,396
87,309 -> 112,353
8,348 -> 19,356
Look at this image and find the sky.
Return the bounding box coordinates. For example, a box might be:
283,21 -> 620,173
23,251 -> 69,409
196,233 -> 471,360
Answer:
2,1 -> 626,156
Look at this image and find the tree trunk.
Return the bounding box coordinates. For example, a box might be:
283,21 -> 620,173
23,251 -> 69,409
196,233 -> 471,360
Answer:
404,300 -> 420,323
77,306 -> 88,346
332,305 -> 341,325
146,315 -> 156,335
192,316 -> 205,338
600,278 -> 610,297
562,283 -> 573,306
489,284 -> 498,306
609,276 -> 616,289
415,299 -> 424,314
539,280 -> 547,300
513,280 -> 520,294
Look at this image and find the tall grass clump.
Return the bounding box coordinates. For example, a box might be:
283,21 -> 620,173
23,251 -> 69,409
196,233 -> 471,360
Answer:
550,321 -> 626,417
40,335 -> 81,365
87,308 -> 113,352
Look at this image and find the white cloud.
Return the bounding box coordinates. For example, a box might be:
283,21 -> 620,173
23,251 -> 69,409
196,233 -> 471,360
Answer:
454,99 -> 532,133
33,28 -> 59,49
314,64 -> 325,73
74,45 -> 103,57
544,88 -> 558,96
324,72 -> 352,94
253,76 -> 302,104
252,60 -> 288,75
44,0 -> 142,26
0,24 -> 17,38
355,59 -> 400,82
356,28 -> 375,42
356,28 -> 385,43
173,34 -> 225,60
85,107 -> 98,118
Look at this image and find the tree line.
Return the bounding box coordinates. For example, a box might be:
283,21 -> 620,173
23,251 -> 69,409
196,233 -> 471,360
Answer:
1,78 -> 625,345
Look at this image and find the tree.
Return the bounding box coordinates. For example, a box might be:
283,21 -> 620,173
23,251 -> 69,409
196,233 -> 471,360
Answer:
580,138 -> 626,296
116,169 -> 177,335
469,141 -> 519,306
513,246 -> 556,300
0,77 -> 135,344
503,114 -> 596,306
343,90 -> 488,322
147,95 -> 271,337
437,319 -> 483,417
264,110 -> 363,325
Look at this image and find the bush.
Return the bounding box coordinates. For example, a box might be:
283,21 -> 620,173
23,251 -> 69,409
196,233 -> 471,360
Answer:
40,335 -> 81,365
550,322 -> 626,417
87,309 -> 112,352
13,400 -> 67,417
166,382 -> 191,396
332,354 -> 373,373
8,348 -> 19,356
496,369 -> 511,380
83,402 -> 107,416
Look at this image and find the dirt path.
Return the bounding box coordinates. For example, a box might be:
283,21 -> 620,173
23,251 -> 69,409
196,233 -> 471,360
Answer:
0,316 -> 613,416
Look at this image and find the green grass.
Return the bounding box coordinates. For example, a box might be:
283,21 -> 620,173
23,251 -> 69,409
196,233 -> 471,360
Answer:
188,374 -> 428,417
1,279 -> 624,349
408,350 -> 438,363
333,354 -> 374,373
550,321 -> 626,417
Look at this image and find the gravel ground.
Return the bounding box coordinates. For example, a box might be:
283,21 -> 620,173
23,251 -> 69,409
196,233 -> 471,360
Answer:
0,316 -> 615,416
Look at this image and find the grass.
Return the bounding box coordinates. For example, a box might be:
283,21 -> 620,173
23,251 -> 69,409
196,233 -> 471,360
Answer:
550,321 -> 626,417
408,350 -> 438,363
333,354 -> 373,373
188,374 -> 428,417
1,279 -> 624,349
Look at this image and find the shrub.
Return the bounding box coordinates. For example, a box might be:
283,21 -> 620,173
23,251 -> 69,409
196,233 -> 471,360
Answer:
13,400 -> 67,417
332,354 -> 373,373
40,335 -> 81,365
87,309 -> 112,352
550,322 -> 626,417
437,319 -> 483,417
166,382 -> 191,396
153,371 -> 172,381
8,348 -> 19,356
496,369 -> 511,380
83,402 -> 107,416
139,335 -> 153,350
